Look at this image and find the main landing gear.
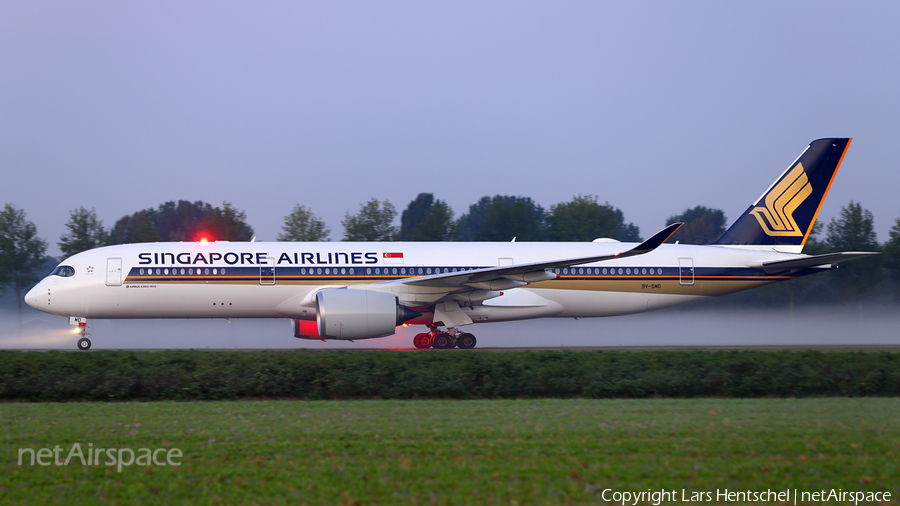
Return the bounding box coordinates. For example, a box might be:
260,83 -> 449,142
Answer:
412,325 -> 477,350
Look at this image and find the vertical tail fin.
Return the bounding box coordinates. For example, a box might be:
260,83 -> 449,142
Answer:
714,138 -> 852,253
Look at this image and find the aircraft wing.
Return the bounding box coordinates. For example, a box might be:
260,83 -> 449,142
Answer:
384,222 -> 683,290
752,251 -> 880,272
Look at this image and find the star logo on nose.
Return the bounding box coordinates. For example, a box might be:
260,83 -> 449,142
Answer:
86,266 -> 94,274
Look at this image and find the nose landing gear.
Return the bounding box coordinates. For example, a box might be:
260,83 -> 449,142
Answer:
69,317 -> 91,350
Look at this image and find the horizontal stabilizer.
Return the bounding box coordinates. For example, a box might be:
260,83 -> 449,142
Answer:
752,251 -> 879,272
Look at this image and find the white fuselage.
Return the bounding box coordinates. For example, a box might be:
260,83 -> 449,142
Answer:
26,240 -> 808,328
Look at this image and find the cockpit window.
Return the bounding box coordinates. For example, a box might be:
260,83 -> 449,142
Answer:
50,265 -> 76,277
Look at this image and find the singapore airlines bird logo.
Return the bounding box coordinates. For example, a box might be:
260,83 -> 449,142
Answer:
749,163 -> 812,236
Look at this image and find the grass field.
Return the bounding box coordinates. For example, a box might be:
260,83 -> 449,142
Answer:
2,398 -> 898,505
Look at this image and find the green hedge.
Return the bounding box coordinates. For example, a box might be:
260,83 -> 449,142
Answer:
1,349 -> 898,401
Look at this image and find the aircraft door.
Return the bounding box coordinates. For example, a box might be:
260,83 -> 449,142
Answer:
260,257 -> 275,285
678,257 -> 694,286
106,258 -> 123,286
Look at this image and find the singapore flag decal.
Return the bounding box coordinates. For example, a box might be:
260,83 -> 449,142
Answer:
383,252 -> 404,264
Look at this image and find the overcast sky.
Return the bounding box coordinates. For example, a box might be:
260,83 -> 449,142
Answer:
2,1 -> 898,258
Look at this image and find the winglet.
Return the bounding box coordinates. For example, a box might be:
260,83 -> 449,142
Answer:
626,222 -> 683,256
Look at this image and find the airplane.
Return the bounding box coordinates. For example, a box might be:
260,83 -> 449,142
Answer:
25,138 -> 877,350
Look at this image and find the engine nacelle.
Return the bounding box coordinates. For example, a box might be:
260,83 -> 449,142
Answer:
315,289 -> 420,340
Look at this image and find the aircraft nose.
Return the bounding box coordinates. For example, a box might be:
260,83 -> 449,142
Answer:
24,283 -> 43,310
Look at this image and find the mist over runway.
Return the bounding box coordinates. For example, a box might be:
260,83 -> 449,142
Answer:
3,304 -> 898,351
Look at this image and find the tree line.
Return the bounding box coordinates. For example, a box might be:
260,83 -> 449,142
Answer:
333,194 -> 643,243
2,194 -> 899,315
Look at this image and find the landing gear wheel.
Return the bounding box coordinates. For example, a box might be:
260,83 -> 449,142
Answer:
77,337 -> 92,351
432,333 -> 453,349
413,333 -> 431,349
457,333 -> 477,349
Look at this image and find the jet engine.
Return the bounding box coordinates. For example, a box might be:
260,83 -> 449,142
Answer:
312,289 -> 420,340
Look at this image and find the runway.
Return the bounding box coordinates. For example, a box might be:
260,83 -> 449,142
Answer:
4,305 -> 900,350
